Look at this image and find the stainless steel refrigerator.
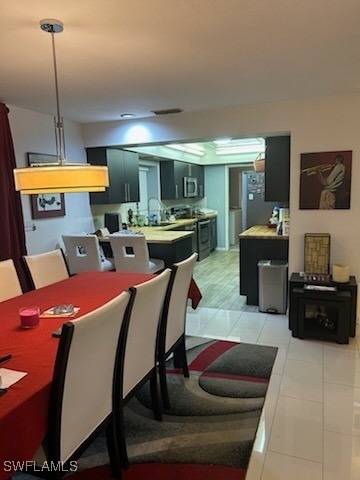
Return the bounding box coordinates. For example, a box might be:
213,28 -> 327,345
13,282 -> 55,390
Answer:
241,171 -> 278,231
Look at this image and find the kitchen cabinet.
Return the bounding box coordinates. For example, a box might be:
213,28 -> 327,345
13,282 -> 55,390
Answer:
160,160 -> 187,200
265,135 -> 290,203
239,230 -> 289,305
86,148 -> 139,204
160,160 -> 205,200
191,164 -> 205,198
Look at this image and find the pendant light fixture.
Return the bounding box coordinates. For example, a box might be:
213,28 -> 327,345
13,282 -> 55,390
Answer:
13,19 -> 109,194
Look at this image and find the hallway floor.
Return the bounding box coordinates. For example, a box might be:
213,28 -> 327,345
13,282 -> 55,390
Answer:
187,248 -> 360,480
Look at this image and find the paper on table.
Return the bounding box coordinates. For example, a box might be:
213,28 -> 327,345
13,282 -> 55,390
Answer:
40,307 -> 80,318
0,368 -> 27,388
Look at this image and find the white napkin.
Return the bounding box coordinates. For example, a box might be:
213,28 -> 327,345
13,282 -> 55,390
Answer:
0,368 -> 27,388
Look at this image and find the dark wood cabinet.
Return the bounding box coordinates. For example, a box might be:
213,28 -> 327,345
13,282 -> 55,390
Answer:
239,237 -> 289,305
265,135 -> 290,202
160,160 -> 186,200
289,273 -> 357,338
160,160 -> 205,200
191,164 -> 205,198
87,148 -> 139,204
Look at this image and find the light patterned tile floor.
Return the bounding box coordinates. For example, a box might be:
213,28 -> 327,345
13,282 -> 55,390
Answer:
188,247 -> 360,480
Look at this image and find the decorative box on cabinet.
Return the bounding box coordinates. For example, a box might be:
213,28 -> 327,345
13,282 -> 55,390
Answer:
86,148 -> 139,204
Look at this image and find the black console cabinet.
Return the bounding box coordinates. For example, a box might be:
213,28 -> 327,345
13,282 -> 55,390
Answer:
289,273 -> 357,339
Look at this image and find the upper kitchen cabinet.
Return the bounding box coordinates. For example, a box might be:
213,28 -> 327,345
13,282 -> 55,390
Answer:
265,135 -> 290,203
160,160 -> 187,200
86,148 -> 139,204
160,160 -> 205,200
190,164 -> 205,198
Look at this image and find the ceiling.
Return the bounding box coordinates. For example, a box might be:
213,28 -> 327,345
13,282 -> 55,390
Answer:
1,0 -> 360,125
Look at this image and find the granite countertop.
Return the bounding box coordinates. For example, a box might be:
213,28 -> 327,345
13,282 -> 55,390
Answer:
239,225 -> 289,239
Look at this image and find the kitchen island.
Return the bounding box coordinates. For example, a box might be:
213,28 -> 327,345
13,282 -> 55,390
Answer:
239,225 -> 289,305
99,227 -> 194,267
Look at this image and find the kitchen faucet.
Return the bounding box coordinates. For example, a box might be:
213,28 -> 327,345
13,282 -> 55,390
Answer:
147,197 -> 166,225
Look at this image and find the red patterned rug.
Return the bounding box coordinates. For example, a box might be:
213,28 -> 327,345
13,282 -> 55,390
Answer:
73,337 -> 278,480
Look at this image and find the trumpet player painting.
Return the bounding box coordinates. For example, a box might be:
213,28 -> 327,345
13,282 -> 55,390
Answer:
300,150 -> 352,209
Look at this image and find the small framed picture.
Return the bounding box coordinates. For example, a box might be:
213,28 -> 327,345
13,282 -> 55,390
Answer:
27,153 -> 66,219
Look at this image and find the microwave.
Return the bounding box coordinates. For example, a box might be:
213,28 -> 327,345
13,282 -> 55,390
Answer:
183,176 -> 198,198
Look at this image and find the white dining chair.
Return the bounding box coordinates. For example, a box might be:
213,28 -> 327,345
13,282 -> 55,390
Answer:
109,233 -> 164,274
0,259 -> 23,302
158,252 -> 198,409
23,249 -> 70,290
62,234 -> 114,275
113,268 -> 171,469
33,289 -> 132,479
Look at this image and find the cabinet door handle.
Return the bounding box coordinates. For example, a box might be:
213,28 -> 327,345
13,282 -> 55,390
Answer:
175,185 -> 178,198
127,183 -> 130,201
124,184 -> 127,201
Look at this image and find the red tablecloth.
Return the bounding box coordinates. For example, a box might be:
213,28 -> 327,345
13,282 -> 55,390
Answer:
0,271 -> 202,479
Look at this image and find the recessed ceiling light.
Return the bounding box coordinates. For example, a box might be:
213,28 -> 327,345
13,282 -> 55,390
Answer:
121,113 -> 136,119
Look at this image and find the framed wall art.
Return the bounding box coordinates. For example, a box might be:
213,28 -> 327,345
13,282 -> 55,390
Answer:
27,153 -> 66,219
299,150 -> 352,210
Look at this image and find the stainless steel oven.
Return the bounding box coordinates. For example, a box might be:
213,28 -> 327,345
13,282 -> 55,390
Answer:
197,219 -> 211,261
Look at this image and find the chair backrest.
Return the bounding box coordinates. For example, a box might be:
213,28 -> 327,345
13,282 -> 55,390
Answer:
47,290 -> 131,463
0,259 -> 23,302
62,234 -> 103,274
23,249 -> 69,289
109,234 -> 151,273
121,268 -> 171,399
161,253 -> 198,354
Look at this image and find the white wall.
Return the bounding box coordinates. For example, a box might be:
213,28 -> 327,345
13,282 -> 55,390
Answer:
9,105 -> 95,254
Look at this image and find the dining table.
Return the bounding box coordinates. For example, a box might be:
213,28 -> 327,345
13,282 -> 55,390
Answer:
0,270 -> 202,479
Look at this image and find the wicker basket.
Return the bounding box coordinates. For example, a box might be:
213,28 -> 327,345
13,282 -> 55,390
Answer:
253,158 -> 265,173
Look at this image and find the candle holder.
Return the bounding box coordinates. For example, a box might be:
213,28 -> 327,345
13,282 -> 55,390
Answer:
19,306 -> 40,328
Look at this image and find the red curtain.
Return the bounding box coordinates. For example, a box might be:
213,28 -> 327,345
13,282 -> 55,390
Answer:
0,103 -> 29,291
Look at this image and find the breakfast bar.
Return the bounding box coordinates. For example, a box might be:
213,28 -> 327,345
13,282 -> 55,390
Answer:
99,228 -> 194,267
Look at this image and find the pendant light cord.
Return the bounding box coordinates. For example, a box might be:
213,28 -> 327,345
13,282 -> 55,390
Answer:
50,28 -> 66,165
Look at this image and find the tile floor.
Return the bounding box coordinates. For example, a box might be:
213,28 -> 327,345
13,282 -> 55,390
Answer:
187,247 -> 360,480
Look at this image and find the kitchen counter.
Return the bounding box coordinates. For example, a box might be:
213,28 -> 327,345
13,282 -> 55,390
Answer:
240,225 -> 289,239
125,213 -> 217,232
99,229 -> 193,244
98,228 -> 194,267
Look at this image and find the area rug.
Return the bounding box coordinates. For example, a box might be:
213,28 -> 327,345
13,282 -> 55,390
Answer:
75,337 -> 278,480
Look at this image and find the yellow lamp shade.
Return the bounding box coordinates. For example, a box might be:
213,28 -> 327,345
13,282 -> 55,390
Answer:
13,164 -> 109,194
